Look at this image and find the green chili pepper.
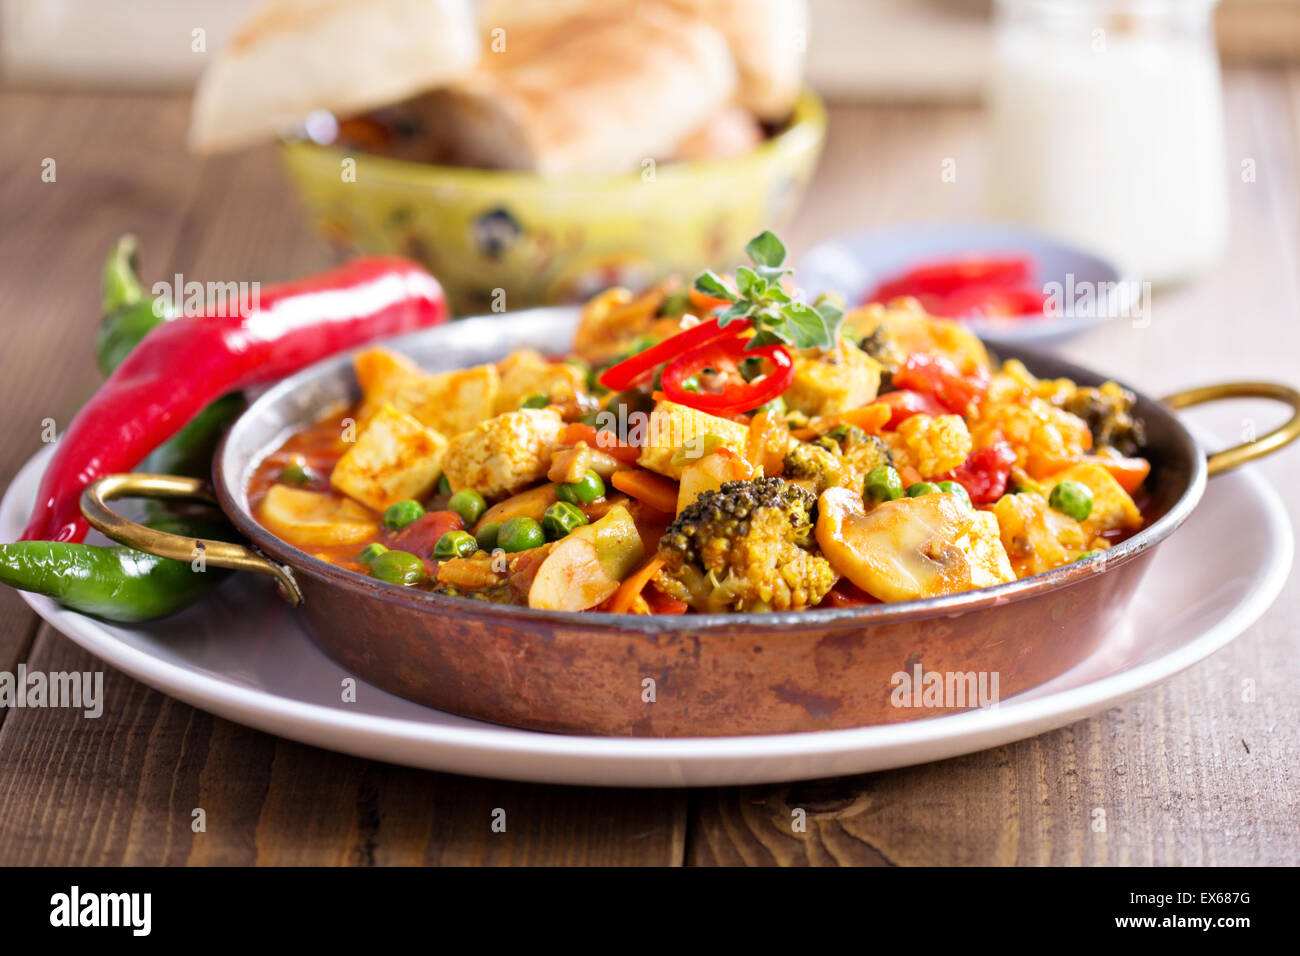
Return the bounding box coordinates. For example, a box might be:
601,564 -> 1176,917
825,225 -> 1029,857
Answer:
0,515 -> 233,623
0,237 -> 245,622
96,235 -> 172,377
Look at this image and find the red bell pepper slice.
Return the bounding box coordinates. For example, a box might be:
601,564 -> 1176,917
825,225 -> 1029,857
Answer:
875,389 -> 947,429
892,353 -> 989,416
597,317 -> 747,391
659,333 -> 794,417
937,441 -> 1018,504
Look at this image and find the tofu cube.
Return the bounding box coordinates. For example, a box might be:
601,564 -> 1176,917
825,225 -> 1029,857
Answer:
442,408 -> 566,500
390,364 -> 501,439
494,349 -> 588,413
330,403 -> 448,512
636,400 -> 750,479
1046,462 -> 1142,533
783,341 -> 883,417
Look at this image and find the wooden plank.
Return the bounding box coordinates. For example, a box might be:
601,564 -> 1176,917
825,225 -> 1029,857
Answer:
0,628 -> 687,866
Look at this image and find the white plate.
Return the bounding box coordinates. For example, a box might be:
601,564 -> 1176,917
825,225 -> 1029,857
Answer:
795,222 -> 1133,346
2,441 -> 1290,787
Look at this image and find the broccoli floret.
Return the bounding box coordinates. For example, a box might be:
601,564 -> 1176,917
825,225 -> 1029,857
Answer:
1062,382 -> 1146,457
782,428 -> 892,494
656,476 -> 836,613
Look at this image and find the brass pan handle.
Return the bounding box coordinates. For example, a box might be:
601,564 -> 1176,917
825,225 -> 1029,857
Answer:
81,473 -> 303,606
1163,382 -> 1300,477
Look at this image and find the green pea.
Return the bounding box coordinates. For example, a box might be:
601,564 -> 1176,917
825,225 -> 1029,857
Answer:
1049,480 -> 1094,522
278,459 -> 316,486
382,499 -> 425,530
938,480 -> 973,508
356,542 -> 388,566
542,501 -> 588,540
519,393 -> 550,409
498,516 -> 545,553
436,474 -> 452,495
906,481 -> 941,497
447,489 -> 487,526
865,465 -> 904,503
1075,549 -> 1104,562
369,550 -> 425,586
433,530 -> 478,560
475,521 -> 501,552
556,470 -> 605,505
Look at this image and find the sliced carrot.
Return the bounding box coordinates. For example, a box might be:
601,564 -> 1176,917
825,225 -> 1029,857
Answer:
747,409 -> 791,476
792,402 -> 892,441
561,422 -> 641,464
842,403 -> 892,434
607,555 -> 666,614
611,469 -> 679,514
1036,453 -> 1151,494
1082,454 -> 1151,494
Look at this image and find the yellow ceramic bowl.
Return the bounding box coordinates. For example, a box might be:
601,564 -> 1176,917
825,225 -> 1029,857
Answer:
280,90 -> 827,315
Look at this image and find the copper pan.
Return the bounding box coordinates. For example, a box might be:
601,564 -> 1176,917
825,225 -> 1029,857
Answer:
80,308 -> 1300,737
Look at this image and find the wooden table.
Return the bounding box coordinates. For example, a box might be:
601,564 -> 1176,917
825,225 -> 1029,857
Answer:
1,71 -> 1296,866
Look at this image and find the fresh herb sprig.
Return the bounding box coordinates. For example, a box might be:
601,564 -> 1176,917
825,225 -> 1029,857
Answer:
693,231 -> 844,351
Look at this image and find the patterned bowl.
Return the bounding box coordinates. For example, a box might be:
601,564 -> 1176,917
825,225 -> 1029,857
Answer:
279,89 -> 827,315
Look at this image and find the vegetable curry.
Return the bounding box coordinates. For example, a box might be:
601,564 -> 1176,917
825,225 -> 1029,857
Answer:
250,232 -> 1153,615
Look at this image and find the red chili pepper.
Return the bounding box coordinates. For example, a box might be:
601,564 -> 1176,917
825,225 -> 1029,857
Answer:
22,256 -> 447,543
660,333 -> 794,417
892,353 -> 989,416
875,389 -> 947,429
938,441 -> 1017,504
597,317 -> 745,391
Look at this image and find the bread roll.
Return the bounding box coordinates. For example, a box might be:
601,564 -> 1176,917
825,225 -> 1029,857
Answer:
428,3 -> 737,175
479,0 -> 807,120
188,0 -> 480,154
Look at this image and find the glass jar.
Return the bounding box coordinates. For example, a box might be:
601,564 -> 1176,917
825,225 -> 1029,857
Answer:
987,0 -> 1228,286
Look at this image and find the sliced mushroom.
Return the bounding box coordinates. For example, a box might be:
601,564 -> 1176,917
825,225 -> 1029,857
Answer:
258,485 -> 379,548
815,487 -> 995,602
528,505 -> 644,611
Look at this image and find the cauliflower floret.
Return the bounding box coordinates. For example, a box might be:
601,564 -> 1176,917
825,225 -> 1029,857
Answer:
782,340 -> 883,417
494,349 -> 589,413
843,299 -> 991,377
893,414 -> 972,477
969,397 -> 1092,477
656,477 -> 836,612
441,408 -> 565,500
330,403 -> 448,512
